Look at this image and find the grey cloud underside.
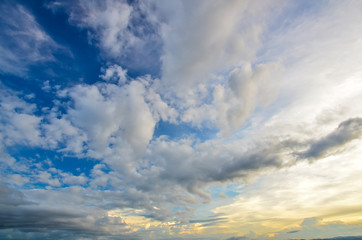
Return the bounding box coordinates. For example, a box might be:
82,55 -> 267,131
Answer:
0,185 -> 140,239
149,117 -> 362,187
0,184 -> 27,204
312,237 -> 362,240
0,208 -> 82,230
225,237 -> 248,240
300,117 -> 362,159
0,185 -> 81,231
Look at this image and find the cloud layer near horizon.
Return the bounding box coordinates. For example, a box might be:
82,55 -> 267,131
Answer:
1,0 -> 362,239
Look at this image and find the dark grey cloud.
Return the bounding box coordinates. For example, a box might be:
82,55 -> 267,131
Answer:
0,184 -> 34,206
225,236 -> 248,240
0,185 -> 141,239
311,237 -> 362,240
0,185 -> 84,231
0,207 -> 83,230
301,117 -> 362,159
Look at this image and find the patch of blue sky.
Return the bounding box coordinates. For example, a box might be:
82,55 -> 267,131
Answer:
277,1 -> 324,29
224,183 -> 242,197
174,185 -> 241,222
0,77 -> 57,114
188,186 -> 240,221
18,0 -> 103,84
208,184 -> 240,199
26,0 -> 161,83
153,120 -> 219,143
171,205 -> 188,215
6,146 -> 97,178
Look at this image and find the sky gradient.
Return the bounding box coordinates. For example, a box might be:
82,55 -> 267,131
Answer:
1,0 -> 362,239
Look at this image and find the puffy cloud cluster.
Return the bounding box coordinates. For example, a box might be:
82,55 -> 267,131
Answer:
66,81 -> 155,154
59,74 -> 177,156
100,64 -> 128,84
0,86 -> 42,146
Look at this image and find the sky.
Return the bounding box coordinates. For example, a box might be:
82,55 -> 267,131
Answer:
1,0 -> 362,239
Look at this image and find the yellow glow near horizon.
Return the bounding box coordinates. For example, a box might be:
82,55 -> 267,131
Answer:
107,209 -> 208,235
210,140 -> 362,236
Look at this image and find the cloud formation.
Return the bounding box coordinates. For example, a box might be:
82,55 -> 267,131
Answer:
1,0 -> 362,239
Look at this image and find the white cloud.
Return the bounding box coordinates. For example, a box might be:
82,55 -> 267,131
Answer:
0,140 -> 16,169
61,172 -> 88,185
37,171 -> 61,187
71,0 -> 133,56
0,86 -> 42,147
100,64 -> 128,84
43,115 -> 86,153
63,81 -> 155,155
158,0 -> 279,104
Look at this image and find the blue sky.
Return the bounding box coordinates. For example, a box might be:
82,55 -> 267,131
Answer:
1,1 -> 362,239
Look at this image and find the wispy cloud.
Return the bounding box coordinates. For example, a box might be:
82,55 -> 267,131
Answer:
48,0 -> 163,73
0,1 -> 64,76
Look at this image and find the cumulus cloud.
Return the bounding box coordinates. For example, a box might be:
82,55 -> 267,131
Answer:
64,81 -> 155,154
49,75 -> 177,159
43,116 -> 86,153
100,64 -> 128,84
0,85 -> 42,146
